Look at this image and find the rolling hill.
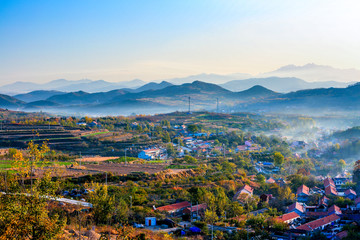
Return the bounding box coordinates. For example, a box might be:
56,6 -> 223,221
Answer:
14,90 -> 64,102
0,94 -> 25,108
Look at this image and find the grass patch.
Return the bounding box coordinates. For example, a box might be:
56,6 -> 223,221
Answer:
82,131 -> 108,137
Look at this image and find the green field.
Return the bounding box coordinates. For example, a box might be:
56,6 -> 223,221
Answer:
0,160 -> 75,171
82,131 -> 108,137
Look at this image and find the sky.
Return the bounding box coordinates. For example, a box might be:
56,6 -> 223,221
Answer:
0,0 -> 360,84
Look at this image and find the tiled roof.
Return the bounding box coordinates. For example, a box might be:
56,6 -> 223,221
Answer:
288,202 -> 305,213
325,185 -> 338,196
328,205 -> 342,214
296,214 -> 340,231
276,212 -> 300,222
336,230 -> 348,239
324,177 -> 335,188
183,203 -> 207,213
344,189 -> 357,196
156,201 -> 191,212
240,184 -> 253,194
319,196 -> 329,206
297,185 -> 310,195
266,177 -> 276,184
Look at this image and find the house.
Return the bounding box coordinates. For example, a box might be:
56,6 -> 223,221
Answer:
156,201 -> 191,216
297,185 -> 310,202
324,177 -> 336,188
138,148 -> 161,160
296,214 -> 341,233
327,205 -> 342,215
318,196 -> 330,208
235,185 -> 253,196
334,174 -> 351,188
276,212 -> 300,224
183,203 -> 207,218
344,189 -> 357,200
266,177 -> 276,184
233,185 -> 253,202
325,185 -> 338,196
287,202 -> 306,216
333,230 -> 348,240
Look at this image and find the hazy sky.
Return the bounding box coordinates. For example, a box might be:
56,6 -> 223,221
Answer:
1,0 -> 360,84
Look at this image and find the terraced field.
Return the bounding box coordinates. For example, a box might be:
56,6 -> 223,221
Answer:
0,123 -> 88,153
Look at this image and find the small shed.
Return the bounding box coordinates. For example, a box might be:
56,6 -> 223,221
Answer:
145,217 -> 156,226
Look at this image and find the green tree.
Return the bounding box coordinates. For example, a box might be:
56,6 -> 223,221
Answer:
0,142 -> 66,239
338,159 -> 346,171
187,124 -> 198,133
274,152 -> 284,167
88,183 -> 115,224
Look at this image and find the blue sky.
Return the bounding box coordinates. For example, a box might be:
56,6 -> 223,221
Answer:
1,0 -> 360,83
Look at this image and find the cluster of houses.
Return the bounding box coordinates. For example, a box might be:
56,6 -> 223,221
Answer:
140,173 -> 359,239
274,177 -> 359,238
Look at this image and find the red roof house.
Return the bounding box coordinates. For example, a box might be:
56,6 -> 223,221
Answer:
296,214 -> 340,232
156,201 -> 191,214
276,212 -> 300,224
325,185 -> 338,196
183,203 -> 207,215
287,202 -> 306,216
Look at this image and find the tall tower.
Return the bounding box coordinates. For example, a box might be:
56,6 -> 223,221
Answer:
216,98 -> 219,113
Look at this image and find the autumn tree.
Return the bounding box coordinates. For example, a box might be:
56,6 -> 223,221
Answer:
0,142 -> 66,239
274,152 -> 284,167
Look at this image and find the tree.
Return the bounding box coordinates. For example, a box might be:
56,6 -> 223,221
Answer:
0,142 -> 66,239
88,183 -> 115,224
162,131 -> 171,143
184,155 -> 197,164
204,209 -> 218,239
187,124 -> 198,133
256,174 -> 266,183
274,152 -> 284,167
338,159 -> 346,171
166,144 -> 176,157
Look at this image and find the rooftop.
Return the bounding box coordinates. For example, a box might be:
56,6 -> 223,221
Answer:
156,201 -> 191,212
296,214 -> 340,231
276,212 -> 300,222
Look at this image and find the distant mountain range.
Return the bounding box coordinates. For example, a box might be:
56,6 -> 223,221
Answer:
0,79 -> 146,94
260,63 -> 360,83
2,80 -> 360,116
1,64 -> 358,95
221,77 -> 351,93
0,81 -> 279,115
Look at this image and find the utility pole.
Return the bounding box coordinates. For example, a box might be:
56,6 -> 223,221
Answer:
130,196 -> 132,208
105,172 -> 107,185
79,151 -> 82,167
